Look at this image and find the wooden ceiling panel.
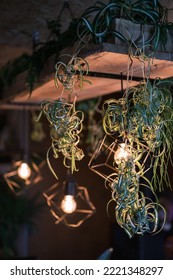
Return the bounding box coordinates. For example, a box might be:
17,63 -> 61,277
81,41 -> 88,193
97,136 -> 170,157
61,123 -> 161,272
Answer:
5,44 -> 172,110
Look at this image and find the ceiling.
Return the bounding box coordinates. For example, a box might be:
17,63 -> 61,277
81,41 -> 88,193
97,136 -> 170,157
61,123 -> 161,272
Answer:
0,0 -> 105,68
0,0 -> 173,110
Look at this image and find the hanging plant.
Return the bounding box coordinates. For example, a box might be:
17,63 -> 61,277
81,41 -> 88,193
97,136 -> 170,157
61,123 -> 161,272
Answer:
54,54 -> 91,93
131,78 -> 173,188
37,98 -> 84,178
102,98 -> 127,136
77,0 -> 173,50
107,159 -> 166,238
0,18 -> 79,94
127,79 -> 173,191
100,70 -> 173,236
37,51 -> 92,177
103,77 -> 173,191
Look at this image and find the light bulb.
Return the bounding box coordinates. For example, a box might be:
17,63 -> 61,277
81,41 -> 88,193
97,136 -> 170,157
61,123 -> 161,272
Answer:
17,162 -> 31,180
114,143 -> 131,164
61,195 -> 77,214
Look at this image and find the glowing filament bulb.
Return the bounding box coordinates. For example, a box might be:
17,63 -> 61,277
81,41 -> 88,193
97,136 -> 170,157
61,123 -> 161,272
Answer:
17,162 -> 31,180
61,195 -> 77,214
114,143 -> 131,164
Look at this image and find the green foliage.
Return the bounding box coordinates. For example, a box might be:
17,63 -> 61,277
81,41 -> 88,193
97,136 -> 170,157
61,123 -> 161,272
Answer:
0,54 -> 30,95
77,0 -> 173,50
103,78 -> 173,191
54,54 -> 90,93
0,1 -> 172,95
102,76 -> 173,237
0,18 -> 79,94
38,98 -> 84,178
106,160 -> 165,238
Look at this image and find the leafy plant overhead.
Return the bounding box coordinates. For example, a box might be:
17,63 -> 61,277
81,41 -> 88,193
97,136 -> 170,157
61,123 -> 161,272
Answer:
77,0 -> 173,50
0,0 -> 172,95
0,18 -> 79,94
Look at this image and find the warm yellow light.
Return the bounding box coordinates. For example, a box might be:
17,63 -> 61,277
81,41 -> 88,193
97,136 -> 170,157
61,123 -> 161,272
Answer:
17,162 -> 31,180
61,195 -> 77,214
114,143 -> 131,164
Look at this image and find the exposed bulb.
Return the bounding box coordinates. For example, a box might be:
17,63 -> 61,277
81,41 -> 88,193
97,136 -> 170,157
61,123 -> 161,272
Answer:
61,195 -> 77,214
114,143 -> 131,164
17,162 -> 31,180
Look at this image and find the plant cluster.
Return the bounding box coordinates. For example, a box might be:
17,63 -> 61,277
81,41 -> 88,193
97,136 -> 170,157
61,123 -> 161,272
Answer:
103,78 -> 173,191
77,0 -> 173,50
101,75 -> 173,236
1,0 -> 173,239
38,98 -> 84,178
106,159 -> 165,238
54,54 -> 90,93
0,18 -> 79,94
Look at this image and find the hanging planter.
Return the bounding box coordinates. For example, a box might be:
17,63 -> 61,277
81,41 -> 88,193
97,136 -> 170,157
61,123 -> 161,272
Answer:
36,51 -> 91,179
77,0 -> 173,52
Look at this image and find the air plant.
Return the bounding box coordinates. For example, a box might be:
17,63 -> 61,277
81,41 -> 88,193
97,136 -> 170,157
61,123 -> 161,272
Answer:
127,79 -> 173,190
103,77 -> 173,191
38,98 -> 84,178
101,75 -> 173,236
106,158 -> 166,238
54,54 -> 91,93
37,52 -> 91,178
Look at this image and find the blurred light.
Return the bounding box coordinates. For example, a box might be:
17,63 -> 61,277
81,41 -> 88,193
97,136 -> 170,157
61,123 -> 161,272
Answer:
17,162 -> 31,180
61,195 -> 77,213
114,143 -> 131,164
